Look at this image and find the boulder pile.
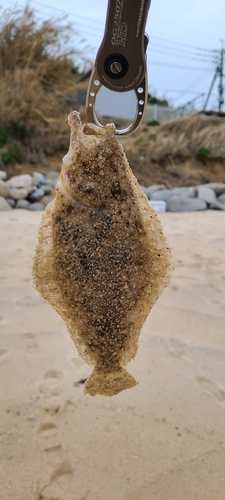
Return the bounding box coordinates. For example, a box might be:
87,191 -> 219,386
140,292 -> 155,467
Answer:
0,170 -> 225,212
141,183 -> 225,212
0,171 -> 58,211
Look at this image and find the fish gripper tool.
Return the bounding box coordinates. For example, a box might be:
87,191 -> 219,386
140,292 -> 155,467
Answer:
86,0 -> 152,136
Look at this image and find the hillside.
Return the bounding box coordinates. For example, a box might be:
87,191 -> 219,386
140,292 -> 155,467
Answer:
2,112 -> 225,188
120,113 -> 225,187
1,8 -> 225,188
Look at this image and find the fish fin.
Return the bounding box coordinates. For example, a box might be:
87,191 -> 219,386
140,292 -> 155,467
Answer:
84,367 -> 138,397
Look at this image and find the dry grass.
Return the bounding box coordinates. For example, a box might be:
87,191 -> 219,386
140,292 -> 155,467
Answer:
0,6 -> 86,165
120,113 -> 225,186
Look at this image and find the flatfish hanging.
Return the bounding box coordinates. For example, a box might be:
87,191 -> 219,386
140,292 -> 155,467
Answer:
32,111 -> 172,396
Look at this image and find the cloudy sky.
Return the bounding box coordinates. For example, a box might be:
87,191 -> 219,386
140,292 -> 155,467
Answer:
1,0 -> 224,110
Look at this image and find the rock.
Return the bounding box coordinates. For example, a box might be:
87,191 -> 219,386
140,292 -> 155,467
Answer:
6,198 -> 16,208
42,184 -> 54,195
149,189 -> 172,201
0,196 -> 12,210
198,186 -> 216,204
40,195 -> 54,207
150,187 -> 195,201
141,184 -> 166,198
28,188 -> 45,202
7,174 -> 33,189
149,200 -> 166,212
8,187 -> 29,200
16,199 -> 31,209
218,193 -> 225,204
47,171 -> 59,180
32,172 -> 48,187
202,182 -> 225,196
167,196 -> 207,212
26,185 -> 36,194
0,180 -> 9,197
27,202 -> 45,211
209,200 -> 225,210
0,171 -> 7,180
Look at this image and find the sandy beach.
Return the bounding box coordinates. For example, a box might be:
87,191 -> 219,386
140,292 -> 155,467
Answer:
0,209 -> 225,500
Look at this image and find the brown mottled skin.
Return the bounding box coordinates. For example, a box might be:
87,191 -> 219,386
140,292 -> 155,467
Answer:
32,111 -> 172,396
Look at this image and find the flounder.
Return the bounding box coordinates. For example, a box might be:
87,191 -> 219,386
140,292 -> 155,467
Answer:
32,111 -> 172,397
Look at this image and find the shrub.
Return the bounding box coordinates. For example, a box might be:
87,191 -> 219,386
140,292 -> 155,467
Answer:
196,147 -> 210,161
201,175 -> 210,184
0,129 -> 8,147
1,152 -> 13,164
146,120 -> 160,126
9,122 -> 34,143
1,145 -> 24,164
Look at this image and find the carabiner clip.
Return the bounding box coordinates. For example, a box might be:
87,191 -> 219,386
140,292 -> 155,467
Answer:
86,66 -> 148,136
86,0 -> 151,136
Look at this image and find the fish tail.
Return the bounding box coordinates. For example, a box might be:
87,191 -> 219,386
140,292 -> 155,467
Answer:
84,366 -> 137,397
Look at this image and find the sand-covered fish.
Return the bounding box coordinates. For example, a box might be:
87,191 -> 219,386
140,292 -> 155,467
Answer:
32,111 -> 172,396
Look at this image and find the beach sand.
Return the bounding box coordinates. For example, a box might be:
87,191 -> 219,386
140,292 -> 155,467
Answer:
0,209 -> 225,500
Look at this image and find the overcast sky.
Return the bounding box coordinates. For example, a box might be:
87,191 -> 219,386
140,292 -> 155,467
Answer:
1,0 -> 224,110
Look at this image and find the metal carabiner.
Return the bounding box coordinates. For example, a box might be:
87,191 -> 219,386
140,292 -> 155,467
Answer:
86,0 -> 151,136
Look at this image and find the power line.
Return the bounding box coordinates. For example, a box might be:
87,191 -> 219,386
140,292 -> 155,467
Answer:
1,0 -> 222,53
150,41 -> 218,60
149,46 -> 217,64
147,60 -> 212,72
149,15 -> 220,42
174,70 -> 211,102
29,0 -> 105,27
1,0 -> 105,27
1,0 -> 222,60
149,35 -> 219,53
0,0 -> 103,40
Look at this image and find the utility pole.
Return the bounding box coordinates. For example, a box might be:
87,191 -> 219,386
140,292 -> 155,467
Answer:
218,40 -> 224,111
203,41 -> 224,112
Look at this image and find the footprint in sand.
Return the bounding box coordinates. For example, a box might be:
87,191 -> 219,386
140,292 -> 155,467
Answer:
38,371 -> 65,415
0,347 -> 12,364
43,370 -> 64,382
37,421 -> 58,439
44,444 -> 65,468
35,371 -> 75,500
37,420 -> 64,467
41,396 -> 63,416
38,382 -> 63,398
23,332 -> 40,353
196,375 -> 225,408
37,463 -> 74,500
166,337 -> 193,362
